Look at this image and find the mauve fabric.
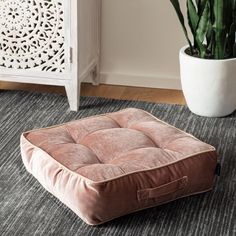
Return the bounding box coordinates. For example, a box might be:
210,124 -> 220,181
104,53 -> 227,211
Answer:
20,108 -> 217,225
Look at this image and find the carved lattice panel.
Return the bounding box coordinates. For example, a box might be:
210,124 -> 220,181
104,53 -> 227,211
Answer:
0,0 -> 66,73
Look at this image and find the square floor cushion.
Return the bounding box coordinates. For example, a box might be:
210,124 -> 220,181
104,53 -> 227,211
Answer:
21,108 -> 218,225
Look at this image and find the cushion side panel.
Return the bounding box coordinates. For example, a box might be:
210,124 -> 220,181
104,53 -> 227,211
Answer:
21,132 -> 217,226
85,150 -> 217,224
20,134 -> 101,225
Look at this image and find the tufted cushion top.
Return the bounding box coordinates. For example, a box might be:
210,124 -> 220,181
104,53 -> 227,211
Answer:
21,108 -> 217,225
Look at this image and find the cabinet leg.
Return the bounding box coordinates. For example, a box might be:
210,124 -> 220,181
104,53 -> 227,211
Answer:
65,82 -> 80,111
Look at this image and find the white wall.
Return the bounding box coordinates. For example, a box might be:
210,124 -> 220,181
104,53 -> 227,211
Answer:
99,0 -> 187,89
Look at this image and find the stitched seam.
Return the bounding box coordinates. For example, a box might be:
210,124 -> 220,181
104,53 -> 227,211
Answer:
57,125 -> 103,164
22,107 -> 215,151
73,119 -> 120,144
130,127 -> 159,148
86,187 -> 213,225
105,115 -> 122,128
108,146 -> 157,164
21,108 -> 217,184
64,125 -> 77,143
22,133 -> 216,185
77,143 -> 103,164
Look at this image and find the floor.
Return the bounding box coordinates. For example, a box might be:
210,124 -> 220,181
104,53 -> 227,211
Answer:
0,82 -> 186,105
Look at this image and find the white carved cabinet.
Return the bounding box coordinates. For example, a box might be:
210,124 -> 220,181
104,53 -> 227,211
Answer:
0,0 -> 101,111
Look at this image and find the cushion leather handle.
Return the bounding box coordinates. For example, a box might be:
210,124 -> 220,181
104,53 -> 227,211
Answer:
137,176 -> 188,201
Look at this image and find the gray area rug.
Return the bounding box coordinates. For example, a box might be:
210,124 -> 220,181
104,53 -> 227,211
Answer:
0,90 -> 235,236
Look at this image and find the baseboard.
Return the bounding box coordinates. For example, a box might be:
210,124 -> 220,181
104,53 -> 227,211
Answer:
85,72 -> 182,90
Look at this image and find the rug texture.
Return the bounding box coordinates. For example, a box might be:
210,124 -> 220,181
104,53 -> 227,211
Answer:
0,90 -> 235,236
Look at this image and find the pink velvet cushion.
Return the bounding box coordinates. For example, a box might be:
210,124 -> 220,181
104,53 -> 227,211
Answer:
20,108 -> 217,225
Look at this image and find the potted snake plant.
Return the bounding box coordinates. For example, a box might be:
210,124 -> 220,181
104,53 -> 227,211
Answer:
170,0 -> 236,117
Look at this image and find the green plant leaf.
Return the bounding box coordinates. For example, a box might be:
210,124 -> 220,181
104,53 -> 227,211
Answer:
170,0 -> 235,59
206,21 -> 213,55
196,0 -> 208,14
226,23 -> 236,57
170,0 -> 193,53
187,0 -> 199,34
233,0 -> 236,22
187,0 -> 199,48
224,0 -> 233,32
213,0 -> 225,59
195,1 -> 210,57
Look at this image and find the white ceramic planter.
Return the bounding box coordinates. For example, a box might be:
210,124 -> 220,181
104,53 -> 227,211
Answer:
180,46 -> 236,117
